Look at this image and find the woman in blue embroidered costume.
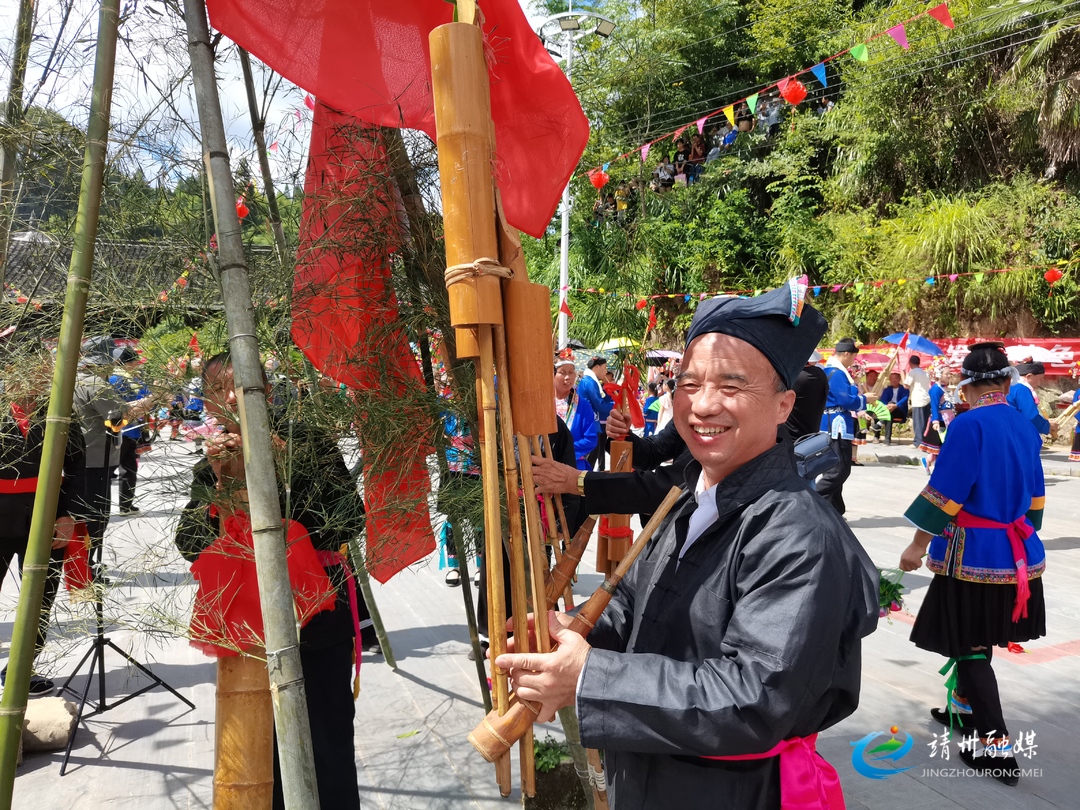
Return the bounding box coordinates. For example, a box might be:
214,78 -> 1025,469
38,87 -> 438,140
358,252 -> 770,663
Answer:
899,342 -> 1046,787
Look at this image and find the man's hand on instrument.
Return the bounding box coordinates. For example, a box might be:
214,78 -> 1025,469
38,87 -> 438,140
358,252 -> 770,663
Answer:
865,392 -> 878,403
530,455 -> 580,495
887,403 -> 897,412
497,611 -> 591,724
605,408 -> 631,439
52,515 -> 76,549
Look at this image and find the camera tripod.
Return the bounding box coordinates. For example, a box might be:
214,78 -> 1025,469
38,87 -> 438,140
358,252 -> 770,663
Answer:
57,557 -> 195,775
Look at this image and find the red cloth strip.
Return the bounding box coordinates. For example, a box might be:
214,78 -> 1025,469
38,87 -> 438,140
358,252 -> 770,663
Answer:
0,477 -> 38,494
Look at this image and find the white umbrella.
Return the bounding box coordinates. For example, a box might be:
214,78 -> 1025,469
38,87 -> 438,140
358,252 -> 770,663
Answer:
1005,345 -> 1060,363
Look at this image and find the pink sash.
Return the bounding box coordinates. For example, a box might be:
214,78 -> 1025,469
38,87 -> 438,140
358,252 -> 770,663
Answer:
702,734 -> 845,810
953,510 -> 1034,622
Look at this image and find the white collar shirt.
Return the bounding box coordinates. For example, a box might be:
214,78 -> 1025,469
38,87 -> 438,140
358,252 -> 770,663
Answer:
681,473 -> 720,565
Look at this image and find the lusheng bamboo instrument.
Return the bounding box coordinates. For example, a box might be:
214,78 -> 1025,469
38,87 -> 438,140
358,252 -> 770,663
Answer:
1054,400 -> 1080,430
214,655 -> 274,808
468,486 -> 683,762
544,515 -> 598,606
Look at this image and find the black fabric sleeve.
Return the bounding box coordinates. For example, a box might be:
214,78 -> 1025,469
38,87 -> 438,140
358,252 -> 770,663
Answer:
174,460 -> 221,563
57,413 -> 87,518
627,421 -> 686,470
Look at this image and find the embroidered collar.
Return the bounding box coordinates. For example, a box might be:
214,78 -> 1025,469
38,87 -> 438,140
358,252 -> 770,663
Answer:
681,440 -> 799,520
973,391 -> 1008,408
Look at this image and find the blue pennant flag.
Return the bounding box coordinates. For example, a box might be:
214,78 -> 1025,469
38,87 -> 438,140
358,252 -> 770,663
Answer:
812,286 -> 822,296
603,162 -> 610,171
810,63 -> 827,88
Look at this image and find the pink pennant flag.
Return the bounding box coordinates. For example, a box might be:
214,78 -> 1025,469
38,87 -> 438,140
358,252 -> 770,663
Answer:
641,143 -> 651,162
830,284 -> 843,293
696,116 -> 708,134
304,93 -> 316,111
928,4 -> 955,29
294,109 -> 303,123
886,24 -> 909,49
268,140 -> 279,153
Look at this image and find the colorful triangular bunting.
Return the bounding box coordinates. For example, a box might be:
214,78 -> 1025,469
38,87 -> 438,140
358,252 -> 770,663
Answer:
810,63 -> 828,88
746,93 -> 759,114
850,43 -> 868,62
641,143 -> 650,162
723,105 -> 736,128
696,116 -> 708,134
928,4 -> 955,29
886,24 -> 909,50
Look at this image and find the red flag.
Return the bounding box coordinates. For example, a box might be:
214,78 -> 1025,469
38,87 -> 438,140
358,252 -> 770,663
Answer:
899,332 -> 909,349
560,299 -> 573,318
188,333 -> 201,358
647,305 -> 657,332
290,104 -> 435,583
602,365 -> 645,432
206,0 -> 588,238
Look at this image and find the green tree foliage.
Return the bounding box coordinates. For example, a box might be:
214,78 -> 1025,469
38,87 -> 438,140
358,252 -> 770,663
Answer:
526,0 -> 1080,342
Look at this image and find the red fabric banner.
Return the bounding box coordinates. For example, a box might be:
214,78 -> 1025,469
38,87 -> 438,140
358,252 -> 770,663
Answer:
206,0 -> 588,238
291,104 -> 435,583
189,513 -> 337,657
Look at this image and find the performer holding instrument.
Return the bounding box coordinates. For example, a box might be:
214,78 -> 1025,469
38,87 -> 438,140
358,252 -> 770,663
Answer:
500,283 -> 879,810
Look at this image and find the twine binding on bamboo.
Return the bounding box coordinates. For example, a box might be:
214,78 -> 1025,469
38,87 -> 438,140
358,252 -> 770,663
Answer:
444,257 -> 514,288
588,763 -> 607,792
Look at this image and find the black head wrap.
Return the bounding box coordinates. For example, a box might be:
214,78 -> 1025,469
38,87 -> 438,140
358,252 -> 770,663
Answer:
684,277 -> 828,389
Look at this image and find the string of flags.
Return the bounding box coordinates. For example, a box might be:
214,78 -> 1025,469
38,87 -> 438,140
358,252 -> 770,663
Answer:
563,261 -> 1075,311
584,3 -> 956,179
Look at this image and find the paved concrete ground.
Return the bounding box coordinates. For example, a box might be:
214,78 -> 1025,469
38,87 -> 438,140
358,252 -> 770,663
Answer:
3,439 -> 1079,808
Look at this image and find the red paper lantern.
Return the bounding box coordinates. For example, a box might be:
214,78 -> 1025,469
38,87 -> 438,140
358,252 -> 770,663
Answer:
635,298 -> 648,310
588,170 -> 610,190
236,197 -> 249,219
1044,267 -> 1063,285
778,77 -> 808,106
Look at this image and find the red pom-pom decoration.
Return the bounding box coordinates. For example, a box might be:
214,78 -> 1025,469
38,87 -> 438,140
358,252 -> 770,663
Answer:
235,197 -> 249,219
1044,267 -> 1063,285
588,170 -> 610,190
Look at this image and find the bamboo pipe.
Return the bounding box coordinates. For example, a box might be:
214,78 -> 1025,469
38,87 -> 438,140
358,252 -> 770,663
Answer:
215,655 -> 274,809
0,1 -> 120,800
1054,400 -> 1080,430
586,748 -> 611,810
185,2 -> 321,806
870,346 -> 901,396
540,434 -> 578,607
545,516 -> 597,607
468,487 -> 683,762
533,435 -> 575,609
429,19 -> 513,794
493,323 -> 536,796
515,433 -> 551,654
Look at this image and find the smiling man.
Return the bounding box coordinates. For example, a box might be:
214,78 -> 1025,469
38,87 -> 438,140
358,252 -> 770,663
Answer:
503,282 -> 879,810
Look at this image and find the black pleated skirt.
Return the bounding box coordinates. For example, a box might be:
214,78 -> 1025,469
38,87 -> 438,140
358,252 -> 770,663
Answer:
910,574 -> 1046,658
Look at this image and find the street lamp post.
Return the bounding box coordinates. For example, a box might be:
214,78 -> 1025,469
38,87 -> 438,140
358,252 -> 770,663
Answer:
537,10 -> 616,350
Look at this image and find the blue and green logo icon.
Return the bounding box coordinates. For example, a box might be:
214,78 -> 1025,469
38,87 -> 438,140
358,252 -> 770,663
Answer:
850,725 -> 915,780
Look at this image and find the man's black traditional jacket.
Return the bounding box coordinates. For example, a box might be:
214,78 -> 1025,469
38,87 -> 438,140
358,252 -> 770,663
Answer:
577,440 -> 879,810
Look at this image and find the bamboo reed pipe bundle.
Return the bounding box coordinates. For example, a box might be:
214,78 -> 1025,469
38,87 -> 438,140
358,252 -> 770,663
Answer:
468,487 -> 683,762
214,655 -> 274,809
601,441 -> 634,577
1054,400 -> 1080,430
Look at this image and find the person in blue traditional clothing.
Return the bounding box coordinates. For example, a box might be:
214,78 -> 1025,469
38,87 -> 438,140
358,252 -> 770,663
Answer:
879,371 -> 909,445
642,382 -> 660,437
899,342 -> 1046,787
555,358 -> 599,471
108,348 -> 151,515
578,356 -> 613,470
917,369 -> 954,474
1006,361 -> 1054,440
1069,387 -> 1080,463
816,338 -> 875,515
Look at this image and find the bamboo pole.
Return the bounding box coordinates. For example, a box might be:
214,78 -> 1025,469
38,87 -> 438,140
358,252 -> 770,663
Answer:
215,655 -> 275,808
0,2 -> 118,804
183,2 -> 320,808
237,47 -> 288,261
0,0 -> 35,292
557,707 -> 596,810
492,325 -> 535,796
351,545 -> 396,670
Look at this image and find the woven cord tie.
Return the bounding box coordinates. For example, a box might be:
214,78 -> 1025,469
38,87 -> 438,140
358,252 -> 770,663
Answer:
444,257 -> 514,289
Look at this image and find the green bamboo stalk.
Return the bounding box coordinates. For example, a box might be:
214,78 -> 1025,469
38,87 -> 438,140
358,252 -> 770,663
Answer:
236,47 -> 288,261
0,0 -> 119,804
182,2 -> 321,808
348,545 -> 397,670
0,0 -> 36,291
557,707 -> 597,810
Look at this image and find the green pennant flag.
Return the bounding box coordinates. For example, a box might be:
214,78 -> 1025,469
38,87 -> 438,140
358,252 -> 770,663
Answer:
850,43 -> 869,62
746,93 -> 759,115
753,289 -> 763,297
974,272 -> 985,283
855,282 -> 865,293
